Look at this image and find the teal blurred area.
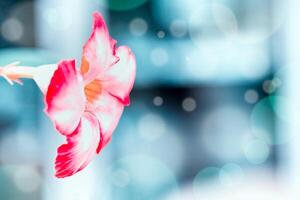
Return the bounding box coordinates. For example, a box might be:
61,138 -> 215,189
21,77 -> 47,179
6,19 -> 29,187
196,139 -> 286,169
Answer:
0,0 -> 299,199
0,48 -> 59,66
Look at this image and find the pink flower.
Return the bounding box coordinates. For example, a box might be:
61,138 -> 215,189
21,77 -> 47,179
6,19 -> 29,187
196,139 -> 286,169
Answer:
0,12 -> 136,178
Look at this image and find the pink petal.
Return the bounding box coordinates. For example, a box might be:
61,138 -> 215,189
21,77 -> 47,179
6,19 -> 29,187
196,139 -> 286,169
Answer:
81,12 -> 118,84
45,60 -> 86,135
87,90 -> 124,152
33,64 -> 58,94
55,112 -> 100,178
101,46 -> 136,106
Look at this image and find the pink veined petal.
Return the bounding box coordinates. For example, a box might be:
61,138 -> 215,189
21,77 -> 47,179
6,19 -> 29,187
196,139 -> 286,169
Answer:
101,46 -> 136,106
33,64 -> 58,94
81,11 -> 118,84
87,90 -> 124,152
55,112 -> 100,178
45,60 -> 86,135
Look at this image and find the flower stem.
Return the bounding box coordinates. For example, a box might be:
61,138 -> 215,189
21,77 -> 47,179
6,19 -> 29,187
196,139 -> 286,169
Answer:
0,65 -> 36,85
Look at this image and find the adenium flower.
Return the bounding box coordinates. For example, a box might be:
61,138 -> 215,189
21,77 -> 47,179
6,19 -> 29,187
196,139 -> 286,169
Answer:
0,12 -> 136,178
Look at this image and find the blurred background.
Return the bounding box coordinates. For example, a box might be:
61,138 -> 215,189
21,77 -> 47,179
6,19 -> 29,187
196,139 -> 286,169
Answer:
0,0 -> 300,199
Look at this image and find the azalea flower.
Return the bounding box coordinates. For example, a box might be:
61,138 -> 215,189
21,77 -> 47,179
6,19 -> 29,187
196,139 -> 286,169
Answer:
0,12 -> 136,178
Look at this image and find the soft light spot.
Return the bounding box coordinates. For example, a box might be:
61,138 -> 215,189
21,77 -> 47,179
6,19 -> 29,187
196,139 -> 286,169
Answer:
107,155 -> 178,200
0,132 -> 39,163
129,18 -> 148,36
251,96 -> 300,145
212,3 -> 238,37
13,166 -> 41,193
112,169 -> 130,187
150,48 -> 169,67
153,96 -> 164,106
244,89 -> 259,104
188,3 -> 215,46
194,167 -> 220,186
243,139 -> 270,164
263,80 -> 277,94
182,97 -> 197,112
200,106 -> 249,161
193,166 -> 221,199
1,18 -> 23,42
219,163 -> 244,187
170,19 -> 188,38
138,113 -> 166,141
157,31 -> 165,38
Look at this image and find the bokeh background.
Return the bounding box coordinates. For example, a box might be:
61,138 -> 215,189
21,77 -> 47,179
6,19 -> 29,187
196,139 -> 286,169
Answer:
0,0 -> 300,199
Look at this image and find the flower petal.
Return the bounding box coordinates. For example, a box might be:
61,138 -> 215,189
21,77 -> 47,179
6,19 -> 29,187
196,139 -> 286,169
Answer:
31,64 -> 58,94
45,60 -> 86,135
55,112 -> 100,178
87,91 -> 124,152
101,46 -> 136,105
81,12 -> 118,84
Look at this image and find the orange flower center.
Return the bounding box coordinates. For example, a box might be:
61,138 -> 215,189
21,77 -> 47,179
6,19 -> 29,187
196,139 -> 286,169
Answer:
84,79 -> 102,103
81,57 -> 102,103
